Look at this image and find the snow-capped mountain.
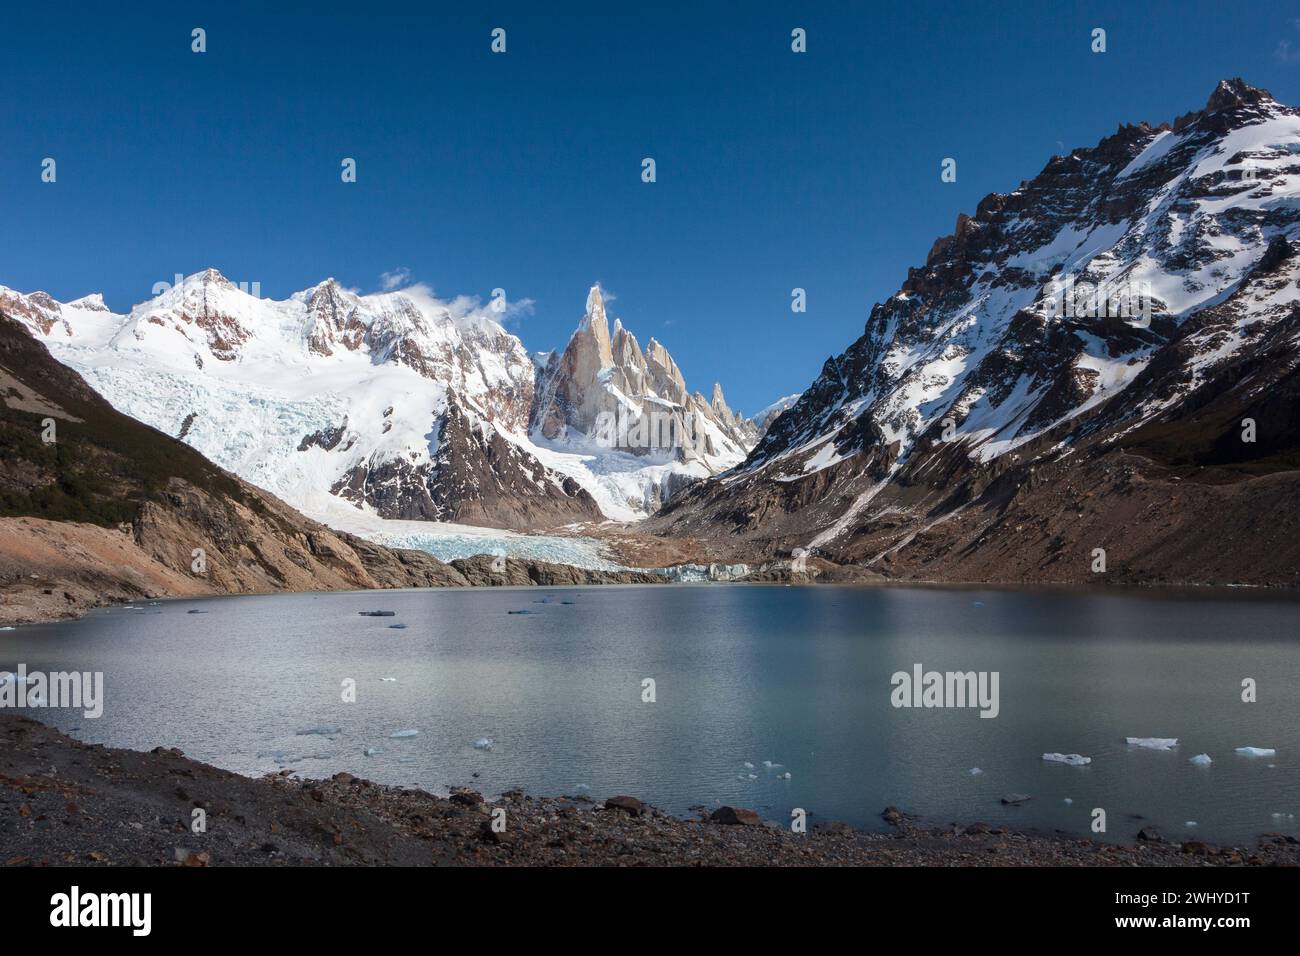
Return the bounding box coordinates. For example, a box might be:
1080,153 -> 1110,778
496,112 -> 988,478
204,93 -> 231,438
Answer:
530,285 -> 759,512
1,272 -> 758,531
651,80 -> 1300,586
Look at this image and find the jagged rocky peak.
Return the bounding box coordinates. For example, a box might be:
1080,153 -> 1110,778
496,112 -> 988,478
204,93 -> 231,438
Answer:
710,382 -> 732,419
302,278 -> 365,356
1205,77 -> 1275,114
531,284 -> 757,472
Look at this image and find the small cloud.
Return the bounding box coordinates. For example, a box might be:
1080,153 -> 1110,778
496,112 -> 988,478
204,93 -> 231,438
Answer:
379,267 -> 411,291
1277,22 -> 1300,63
395,281 -> 535,331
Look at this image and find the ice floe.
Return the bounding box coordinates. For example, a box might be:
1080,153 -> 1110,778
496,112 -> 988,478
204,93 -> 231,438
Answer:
1189,753 -> 1212,766
1126,737 -> 1178,750
389,729 -> 419,738
1042,752 -> 1091,766
1235,746 -> 1276,758
473,737 -> 494,750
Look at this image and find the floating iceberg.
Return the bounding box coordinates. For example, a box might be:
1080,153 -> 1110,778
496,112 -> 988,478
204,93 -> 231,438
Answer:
969,767 -> 984,776
1235,746 -> 1276,758
780,772 -> 791,779
380,677 -> 397,682
1126,737 -> 1178,750
389,729 -> 419,738
363,747 -> 383,757
1189,753 -> 1212,766
1042,753 -> 1091,766
743,761 -> 754,770
1064,798 -> 1073,805
473,737 -> 494,750
762,760 -> 781,769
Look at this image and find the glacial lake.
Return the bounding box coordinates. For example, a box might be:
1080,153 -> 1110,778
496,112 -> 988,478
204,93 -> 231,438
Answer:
3,584 -> 1297,845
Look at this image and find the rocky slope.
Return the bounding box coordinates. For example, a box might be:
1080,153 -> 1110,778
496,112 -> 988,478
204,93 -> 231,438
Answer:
0,311 -> 661,625
650,80 -> 1300,587
2,276 -> 760,531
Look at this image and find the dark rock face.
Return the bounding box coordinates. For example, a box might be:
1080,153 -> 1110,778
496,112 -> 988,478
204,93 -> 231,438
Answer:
331,397 -> 603,528
298,418 -> 348,452
649,80 -> 1300,588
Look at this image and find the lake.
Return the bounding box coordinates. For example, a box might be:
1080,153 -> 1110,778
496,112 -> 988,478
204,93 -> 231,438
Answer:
2,584 -> 1297,845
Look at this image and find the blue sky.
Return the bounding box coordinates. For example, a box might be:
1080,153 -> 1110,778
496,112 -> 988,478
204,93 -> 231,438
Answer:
2,0 -> 1296,413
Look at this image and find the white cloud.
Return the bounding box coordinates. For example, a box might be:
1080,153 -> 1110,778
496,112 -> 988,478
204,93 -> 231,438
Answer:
379,267 -> 411,291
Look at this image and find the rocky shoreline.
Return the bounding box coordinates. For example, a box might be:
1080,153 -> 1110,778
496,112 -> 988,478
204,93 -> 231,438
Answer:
2,716 -> 1295,867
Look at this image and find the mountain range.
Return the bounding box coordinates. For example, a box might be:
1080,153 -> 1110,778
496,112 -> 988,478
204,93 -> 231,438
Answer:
1,276 -> 766,533
5,78 -> 1300,588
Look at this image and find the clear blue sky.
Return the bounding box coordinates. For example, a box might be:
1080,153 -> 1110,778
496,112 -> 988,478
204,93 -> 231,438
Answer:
2,0 -> 1295,414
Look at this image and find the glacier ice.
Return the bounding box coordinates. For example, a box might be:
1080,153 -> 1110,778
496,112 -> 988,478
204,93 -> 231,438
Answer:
1042,753 -> 1091,766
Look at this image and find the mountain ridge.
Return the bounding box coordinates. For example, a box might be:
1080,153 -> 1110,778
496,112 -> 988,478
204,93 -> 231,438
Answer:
647,78 -> 1300,587
1,276 -> 777,532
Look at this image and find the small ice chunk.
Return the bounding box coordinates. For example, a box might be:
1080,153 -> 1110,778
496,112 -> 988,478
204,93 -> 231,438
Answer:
969,767 -> 984,776
296,726 -> 341,736
1189,753 -> 1212,766
743,761 -> 754,769
1271,812 -> 1295,820
380,677 -> 397,682
363,747 -> 383,757
1185,821 -> 1198,827
780,772 -> 791,779
389,729 -> 419,738
736,774 -> 746,780
1126,737 -> 1178,750
747,773 -> 757,779
1064,798 -> 1073,805
1042,752 -> 1091,766
762,760 -> 781,769
1235,746 -> 1276,758
473,737 -> 494,750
